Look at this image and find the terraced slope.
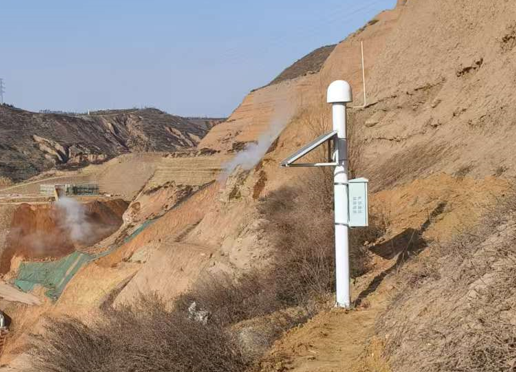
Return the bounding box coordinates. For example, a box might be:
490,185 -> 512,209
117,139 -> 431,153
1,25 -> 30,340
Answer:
148,155 -> 231,187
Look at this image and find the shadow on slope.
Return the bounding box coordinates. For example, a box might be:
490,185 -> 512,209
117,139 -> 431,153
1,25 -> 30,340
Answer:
355,202 -> 447,307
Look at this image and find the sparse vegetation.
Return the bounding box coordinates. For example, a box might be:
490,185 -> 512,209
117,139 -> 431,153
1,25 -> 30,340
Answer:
454,164 -> 474,179
30,296 -> 249,372
29,166 -> 386,372
258,171 -> 385,305
372,144 -> 446,191
494,165 -> 508,177
175,271 -> 278,326
30,274 -> 310,372
379,191 -> 516,372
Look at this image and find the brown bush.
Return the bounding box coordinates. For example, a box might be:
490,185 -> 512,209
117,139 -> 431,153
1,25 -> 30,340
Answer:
30,319 -> 115,372
258,169 -> 385,306
30,295 -> 249,372
175,164 -> 385,328
175,271 -> 279,326
174,272 -> 311,364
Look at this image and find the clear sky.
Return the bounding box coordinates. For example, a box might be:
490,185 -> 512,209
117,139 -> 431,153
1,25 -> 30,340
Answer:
0,0 -> 395,117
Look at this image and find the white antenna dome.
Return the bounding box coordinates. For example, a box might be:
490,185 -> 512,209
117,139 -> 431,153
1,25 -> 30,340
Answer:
327,80 -> 352,103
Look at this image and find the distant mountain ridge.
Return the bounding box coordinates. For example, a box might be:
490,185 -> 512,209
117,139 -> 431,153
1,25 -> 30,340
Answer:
0,105 -> 223,182
268,44 -> 336,86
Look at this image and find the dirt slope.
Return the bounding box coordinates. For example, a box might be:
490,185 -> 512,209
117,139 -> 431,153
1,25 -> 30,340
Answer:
199,6 -> 401,153
353,0 -> 516,188
371,194 -> 516,372
0,106 -> 210,182
0,199 -> 127,274
260,307 -> 382,372
202,0 -> 516,185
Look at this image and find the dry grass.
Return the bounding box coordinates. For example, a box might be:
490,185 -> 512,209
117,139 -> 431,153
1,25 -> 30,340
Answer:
31,273 -> 310,372
371,144 -> 446,191
31,274 -> 309,372
30,295 -> 249,372
0,176 -> 13,187
174,270 -> 311,365
378,190 -> 516,372
30,318 -> 114,372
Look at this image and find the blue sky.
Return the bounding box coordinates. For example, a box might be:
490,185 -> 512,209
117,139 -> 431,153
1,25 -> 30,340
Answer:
0,0 -> 395,117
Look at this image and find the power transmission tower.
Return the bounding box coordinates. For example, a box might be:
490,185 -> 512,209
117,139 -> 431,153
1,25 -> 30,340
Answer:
0,79 -> 4,105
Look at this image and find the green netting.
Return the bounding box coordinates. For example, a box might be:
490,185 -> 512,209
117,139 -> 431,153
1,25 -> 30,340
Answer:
124,219 -> 155,243
14,252 -> 93,300
13,219 -> 157,301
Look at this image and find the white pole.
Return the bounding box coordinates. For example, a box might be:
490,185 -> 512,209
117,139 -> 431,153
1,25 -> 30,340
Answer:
361,41 -> 367,108
352,41 -> 367,109
327,80 -> 352,308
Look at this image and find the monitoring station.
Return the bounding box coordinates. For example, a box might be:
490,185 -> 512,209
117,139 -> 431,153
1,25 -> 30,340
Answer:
281,80 -> 369,309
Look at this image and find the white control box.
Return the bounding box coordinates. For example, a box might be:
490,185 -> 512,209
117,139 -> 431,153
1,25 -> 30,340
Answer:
348,178 -> 369,227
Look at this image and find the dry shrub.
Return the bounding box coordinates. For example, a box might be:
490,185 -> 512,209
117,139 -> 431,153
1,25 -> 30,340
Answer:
174,271 -> 311,365
259,169 -> 386,306
30,319 -> 114,372
31,279 -> 306,372
175,271 -> 279,326
264,101 -> 372,301
29,295 -> 249,372
0,176 -> 13,187
174,163 -> 385,335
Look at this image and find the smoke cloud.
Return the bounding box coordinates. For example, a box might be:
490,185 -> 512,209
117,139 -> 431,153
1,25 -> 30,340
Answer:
56,197 -> 92,243
222,107 -> 293,178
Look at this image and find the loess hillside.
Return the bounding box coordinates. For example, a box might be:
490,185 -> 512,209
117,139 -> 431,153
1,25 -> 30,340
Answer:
0,106 -> 219,182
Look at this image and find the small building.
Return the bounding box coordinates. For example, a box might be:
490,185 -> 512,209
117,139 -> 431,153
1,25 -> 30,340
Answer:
40,183 -> 99,197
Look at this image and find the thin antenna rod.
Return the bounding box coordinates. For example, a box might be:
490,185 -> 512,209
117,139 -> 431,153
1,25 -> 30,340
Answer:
361,41 -> 366,107
352,41 -> 367,109
0,79 -> 4,105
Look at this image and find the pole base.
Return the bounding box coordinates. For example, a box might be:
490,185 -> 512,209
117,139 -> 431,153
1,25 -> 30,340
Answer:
334,301 -> 354,310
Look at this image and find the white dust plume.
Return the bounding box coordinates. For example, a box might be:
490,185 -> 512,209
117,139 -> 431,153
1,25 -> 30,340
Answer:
221,108 -> 293,178
56,197 -> 92,243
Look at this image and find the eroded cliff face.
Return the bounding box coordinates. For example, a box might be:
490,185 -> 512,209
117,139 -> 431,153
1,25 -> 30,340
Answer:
344,0 -> 515,189
0,107 -> 213,182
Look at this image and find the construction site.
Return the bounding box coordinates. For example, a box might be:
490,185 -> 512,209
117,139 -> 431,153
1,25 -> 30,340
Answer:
0,0 -> 514,371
